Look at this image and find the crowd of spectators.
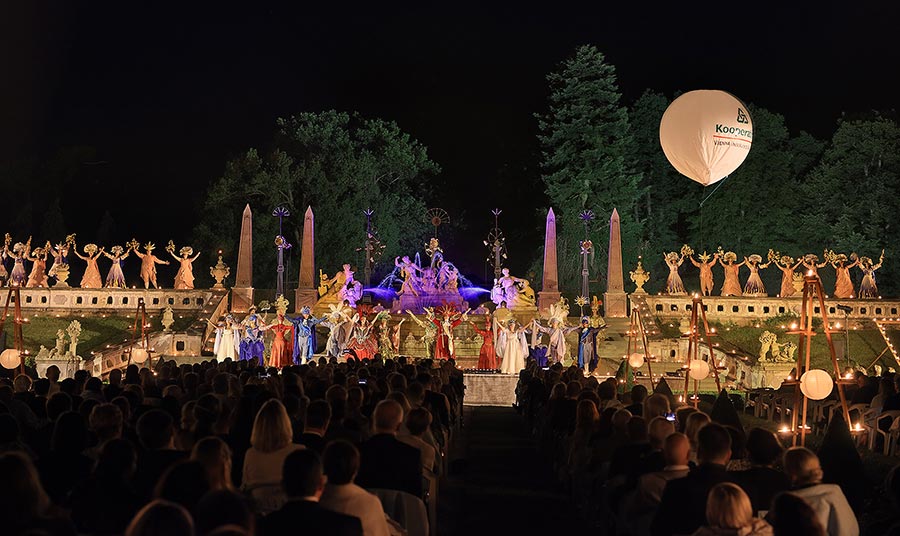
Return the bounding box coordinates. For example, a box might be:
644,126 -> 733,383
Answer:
515,360 -> 878,536
0,355 -> 463,536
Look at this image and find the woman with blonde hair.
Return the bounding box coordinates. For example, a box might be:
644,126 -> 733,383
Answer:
241,399 -> 304,513
692,482 -> 772,535
781,447 -> 858,536
685,411 -> 711,463
192,436 -> 234,491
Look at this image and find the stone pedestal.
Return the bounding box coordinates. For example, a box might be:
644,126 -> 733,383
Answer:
294,288 -> 318,311
603,291 -> 628,319
537,291 -> 561,313
36,355 -> 82,380
463,373 -> 519,406
751,362 -> 795,389
231,287 -> 254,313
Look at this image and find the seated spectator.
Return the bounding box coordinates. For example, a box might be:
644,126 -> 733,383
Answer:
626,384 -> 649,415
126,499 -> 194,536
644,393 -> 671,420
685,411 -> 711,463
769,492 -> 826,536
134,409 -> 187,499
633,416 -> 675,478
651,423 -> 733,536
781,447 -> 858,536
692,482 -> 772,536
730,428 -> 789,515
357,399 -> 423,498
300,399 -> 331,454
261,449 -> 363,536
321,440 -> 391,536
37,410 -> 93,505
0,452 -> 75,536
0,413 -> 33,457
628,432 -> 691,536
567,399 -> 599,473
70,438 -> 143,535
398,407 -> 440,476
194,490 -> 255,536
192,436 -> 235,491
241,399 -> 304,513
155,459 -> 211,512
85,402 -> 124,460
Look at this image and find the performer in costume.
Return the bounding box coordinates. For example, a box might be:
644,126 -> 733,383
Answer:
264,315 -> 293,368
391,318 -> 406,355
719,251 -> 745,297
470,316 -> 497,369
576,317 -> 604,374
0,234 -> 9,285
800,253 -> 828,278
75,243 -> 104,289
209,315 -> 240,362
134,242 -> 170,289
239,307 -> 266,365
102,245 -> 130,288
406,308 -> 437,358
168,243 -> 201,290
689,251 -> 718,296
829,252 -> 859,299
742,254 -> 770,296
770,251 -> 802,298
288,306 -> 326,364
663,251 -> 687,295
25,243 -> 50,288
7,239 -> 30,287
858,251 -> 885,299
533,318 -> 578,365
321,305 -> 353,359
431,306 -> 467,359
346,312 -> 378,360
374,311 -> 396,359
497,318 -> 528,374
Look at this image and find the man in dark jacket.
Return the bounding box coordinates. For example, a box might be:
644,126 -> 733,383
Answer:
262,449 -> 362,536
651,423 -> 732,536
357,399 -> 423,498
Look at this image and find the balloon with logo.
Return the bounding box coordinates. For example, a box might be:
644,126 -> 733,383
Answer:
659,90 -> 753,187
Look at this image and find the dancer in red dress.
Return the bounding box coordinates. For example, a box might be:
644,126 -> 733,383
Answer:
469,316 -> 497,369
431,306 -> 467,359
266,320 -> 293,368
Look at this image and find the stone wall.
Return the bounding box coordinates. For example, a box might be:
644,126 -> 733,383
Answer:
12,288 -> 216,314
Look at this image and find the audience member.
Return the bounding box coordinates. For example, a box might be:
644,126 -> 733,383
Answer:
70,438 -> 143,535
321,440 -> 391,536
300,399 -> 331,454
357,399 -> 423,497
769,492 -> 826,536
194,490 -> 255,536
135,409 -> 187,498
154,459 -> 211,512
192,436 -> 235,491
125,499 -> 194,536
398,406 -> 440,476
781,447 -> 858,536
730,428 -> 789,515
0,452 -> 75,536
241,399 -> 304,513
692,482 -> 772,536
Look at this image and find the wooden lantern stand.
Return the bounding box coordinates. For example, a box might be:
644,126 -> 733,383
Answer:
0,287 -> 25,376
126,298 -> 155,368
683,296 -> 722,408
784,274 -> 851,446
626,306 -> 656,391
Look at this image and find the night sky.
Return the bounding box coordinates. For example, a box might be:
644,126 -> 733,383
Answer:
2,2 -> 899,279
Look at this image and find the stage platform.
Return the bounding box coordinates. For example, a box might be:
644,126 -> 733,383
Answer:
463,373 -> 518,407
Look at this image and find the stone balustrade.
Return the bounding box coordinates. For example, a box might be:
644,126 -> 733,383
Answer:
9,287 -> 217,313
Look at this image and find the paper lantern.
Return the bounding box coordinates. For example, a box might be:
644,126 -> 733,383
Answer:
628,353 -> 645,369
688,359 -> 710,380
800,369 -> 833,400
131,347 -> 149,364
659,90 -> 753,186
0,349 -> 21,370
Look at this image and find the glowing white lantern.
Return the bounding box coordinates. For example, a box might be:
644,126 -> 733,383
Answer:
689,359 -> 710,380
628,353 -> 645,369
800,369 -> 833,400
0,349 -> 21,369
131,347 -> 149,364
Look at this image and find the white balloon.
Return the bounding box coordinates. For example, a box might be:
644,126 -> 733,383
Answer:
628,353 -> 645,369
0,349 -> 21,370
131,347 -> 149,364
688,359 -> 710,380
659,90 -> 753,186
800,369 -> 834,401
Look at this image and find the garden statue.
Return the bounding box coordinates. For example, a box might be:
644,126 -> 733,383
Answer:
689,250 -> 718,296
491,267 -> 533,308
66,320 -> 82,358
25,242 -> 50,288
394,256 -> 423,296
335,264 -> 363,307
161,305 -> 175,332
132,241 -> 170,289
168,241 -> 201,289
742,254 -> 770,297
629,257 -> 650,294
759,330 -> 797,362
318,270 -> 330,297
75,243 -> 104,289
858,250 -> 885,299
769,250 -> 802,298
102,245 -> 130,288
53,329 -> 66,357
718,249 -> 745,297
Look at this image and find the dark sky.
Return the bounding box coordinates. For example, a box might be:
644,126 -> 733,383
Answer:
2,1 -> 898,278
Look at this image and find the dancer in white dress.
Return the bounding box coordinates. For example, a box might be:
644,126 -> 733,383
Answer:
209,315 -> 241,362
498,318 -> 529,374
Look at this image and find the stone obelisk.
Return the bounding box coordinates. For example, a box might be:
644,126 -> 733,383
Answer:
537,208 -> 561,312
604,208 -> 628,317
231,204 -> 254,313
295,206 -> 318,312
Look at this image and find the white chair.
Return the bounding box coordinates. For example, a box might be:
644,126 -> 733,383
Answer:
871,410 -> 900,454
369,488 -> 429,536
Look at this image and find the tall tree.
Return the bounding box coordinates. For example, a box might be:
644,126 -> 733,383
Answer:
536,45 -> 644,297
194,111 -> 439,288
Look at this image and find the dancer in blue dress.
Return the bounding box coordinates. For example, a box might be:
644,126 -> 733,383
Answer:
288,306 -> 326,364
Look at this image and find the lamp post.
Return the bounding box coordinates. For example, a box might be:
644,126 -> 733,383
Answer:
837,304 -> 852,369
484,208 -> 506,281
579,210 -> 595,298
273,206 -> 291,298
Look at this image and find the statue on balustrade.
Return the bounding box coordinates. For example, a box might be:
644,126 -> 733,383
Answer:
25,242 -> 50,288
769,250 -> 802,298
689,250 -> 718,297
858,250 -> 885,299
168,241 -> 201,290
742,254 -> 770,297
75,243 -> 104,289
102,245 -> 130,288
826,250 -> 859,299
718,249 -> 745,297
133,241 -> 170,289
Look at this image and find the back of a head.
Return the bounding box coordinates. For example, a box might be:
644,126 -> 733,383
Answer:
46,365 -> 61,382
251,399 -> 292,453
407,382 -> 426,405
405,407 -> 432,436
96,438 -> 137,478
663,432 -> 690,467
46,391 -> 73,421
126,499 -> 194,536
648,416 -> 675,449
373,399 -> 404,433
697,423 -> 732,465
783,447 -> 823,487
305,399 -> 332,431
612,409 -> 632,431
705,482 -> 753,530
685,411 -> 711,442
52,411 -> 88,452
194,490 -> 253,536
566,380 -> 582,399
323,439 -> 360,485
0,452 -> 50,523
137,409 -> 175,450
192,437 -> 233,491
627,416 -> 648,442
631,384 -> 648,404
283,449 -> 323,498
154,460 -> 211,511
212,373 -> 230,395
771,492 -> 826,536
33,378 -> 50,396
90,403 -> 124,441
746,427 -> 784,466
598,379 -> 617,401
575,399 -> 599,430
